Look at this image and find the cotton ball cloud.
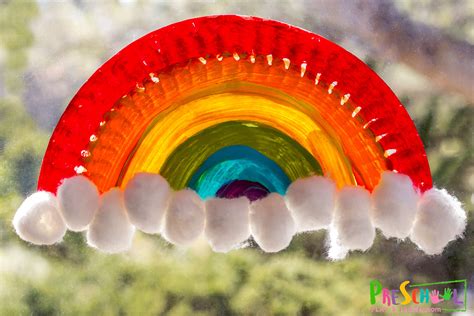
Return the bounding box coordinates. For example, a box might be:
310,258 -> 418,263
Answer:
13,191 -> 66,245
410,188 -> 466,255
329,186 -> 375,259
286,176 -> 336,232
205,197 -> 250,253
87,188 -> 135,253
249,193 -> 296,252
162,189 -> 205,246
124,173 -> 171,234
371,171 -> 419,239
57,175 -> 100,232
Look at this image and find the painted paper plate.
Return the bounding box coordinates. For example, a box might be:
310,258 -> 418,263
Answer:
13,16 -> 466,258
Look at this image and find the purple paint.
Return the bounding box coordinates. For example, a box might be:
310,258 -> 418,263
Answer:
216,180 -> 270,201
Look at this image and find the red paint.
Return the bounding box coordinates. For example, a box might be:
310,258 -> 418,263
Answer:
37,15 -> 432,193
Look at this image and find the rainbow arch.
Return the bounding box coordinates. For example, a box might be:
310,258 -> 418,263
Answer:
37,15 -> 432,197
14,15 -> 468,257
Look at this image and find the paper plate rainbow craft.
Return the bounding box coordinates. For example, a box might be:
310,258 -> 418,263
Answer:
13,15 -> 466,258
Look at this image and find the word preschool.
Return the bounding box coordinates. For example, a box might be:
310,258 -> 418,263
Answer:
370,279 -> 467,313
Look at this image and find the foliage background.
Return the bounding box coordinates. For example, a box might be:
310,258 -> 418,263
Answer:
0,0 -> 472,315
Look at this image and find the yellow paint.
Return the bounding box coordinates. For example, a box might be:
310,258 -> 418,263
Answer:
122,92 -> 354,188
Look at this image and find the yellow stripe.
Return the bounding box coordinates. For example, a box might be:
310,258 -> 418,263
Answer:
121,92 -> 355,188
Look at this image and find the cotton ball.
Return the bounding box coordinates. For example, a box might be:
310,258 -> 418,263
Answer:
87,188 -> 135,253
12,191 -> 66,245
371,171 -> 419,239
57,175 -> 100,232
124,173 -> 171,234
410,188 -> 466,255
162,189 -> 205,246
205,197 -> 250,253
249,193 -> 296,252
285,176 -> 336,232
330,186 -> 375,252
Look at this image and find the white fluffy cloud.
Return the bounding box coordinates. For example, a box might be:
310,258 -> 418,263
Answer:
371,171 -> 419,239
57,175 -> 100,231
12,171 -> 468,258
286,176 -> 336,232
249,193 -> 296,252
205,197 -> 250,253
162,189 -> 205,246
124,173 -> 171,234
329,186 -> 375,259
87,188 -> 135,253
410,188 -> 467,255
13,191 -> 66,245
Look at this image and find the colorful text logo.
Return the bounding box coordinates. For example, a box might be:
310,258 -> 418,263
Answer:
369,279 -> 467,313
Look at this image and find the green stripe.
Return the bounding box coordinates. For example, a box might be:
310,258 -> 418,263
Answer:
160,121 -> 322,190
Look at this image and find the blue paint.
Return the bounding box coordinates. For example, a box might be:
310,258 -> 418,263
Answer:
189,145 -> 290,199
